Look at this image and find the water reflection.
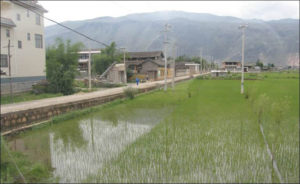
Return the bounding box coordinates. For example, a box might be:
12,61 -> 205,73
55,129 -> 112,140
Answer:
7,107 -> 171,183
49,108 -> 170,183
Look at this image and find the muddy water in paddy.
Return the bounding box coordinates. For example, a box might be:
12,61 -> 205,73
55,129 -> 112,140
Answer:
7,107 -> 172,183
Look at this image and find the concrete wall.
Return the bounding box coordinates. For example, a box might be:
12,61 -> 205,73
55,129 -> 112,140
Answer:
176,69 -> 189,77
0,76 -> 45,94
1,81 -> 34,95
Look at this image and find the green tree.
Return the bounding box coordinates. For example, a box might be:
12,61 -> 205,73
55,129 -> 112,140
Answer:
46,38 -> 83,95
256,59 -> 264,68
175,55 -> 190,62
126,69 -> 134,79
267,63 -> 275,68
92,42 -> 122,75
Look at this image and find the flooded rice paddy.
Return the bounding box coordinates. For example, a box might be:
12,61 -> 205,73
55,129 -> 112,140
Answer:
7,107 -> 172,182
4,73 -> 299,183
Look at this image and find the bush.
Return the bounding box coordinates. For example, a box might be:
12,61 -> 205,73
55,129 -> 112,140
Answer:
124,87 -> 138,99
74,80 -> 87,88
94,81 -> 124,88
46,38 -> 83,95
31,80 -> 49,94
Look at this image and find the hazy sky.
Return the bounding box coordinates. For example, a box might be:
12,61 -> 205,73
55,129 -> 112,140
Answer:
40,1 -> 299,26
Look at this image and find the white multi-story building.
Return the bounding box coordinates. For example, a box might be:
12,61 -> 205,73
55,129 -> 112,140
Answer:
77,49 -> 101,72
0,0 -> 47,94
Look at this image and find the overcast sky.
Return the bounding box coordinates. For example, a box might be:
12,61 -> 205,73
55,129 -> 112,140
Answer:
40,1 -> 299,27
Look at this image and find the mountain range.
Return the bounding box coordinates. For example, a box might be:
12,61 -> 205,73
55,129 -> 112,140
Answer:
45,11 -> 299,66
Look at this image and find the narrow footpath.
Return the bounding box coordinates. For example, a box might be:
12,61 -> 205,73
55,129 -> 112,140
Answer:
1,73 -> 209,135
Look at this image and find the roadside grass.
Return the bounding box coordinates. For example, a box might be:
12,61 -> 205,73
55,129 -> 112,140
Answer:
0,92 -> 63,105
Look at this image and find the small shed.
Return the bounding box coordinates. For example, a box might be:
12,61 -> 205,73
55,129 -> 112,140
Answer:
211,70 -> 228,77
100,62 -> 126,83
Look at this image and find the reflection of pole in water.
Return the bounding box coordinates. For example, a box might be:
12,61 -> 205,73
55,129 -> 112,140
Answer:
90,117 -> 95,151
14,139 -> 16,151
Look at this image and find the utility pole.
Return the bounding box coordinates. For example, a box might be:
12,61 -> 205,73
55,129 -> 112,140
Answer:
3,40 -> 14,102
88,41 -> 92,91
8,40 -> 13,103
239,24 -> 248,94
172,44 -> 177,90
121,47 -> 127,84
161,23 -> 171,91
199,48 -> 202,73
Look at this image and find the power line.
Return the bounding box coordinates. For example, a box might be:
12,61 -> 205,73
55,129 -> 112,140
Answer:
15,0 -> 110,48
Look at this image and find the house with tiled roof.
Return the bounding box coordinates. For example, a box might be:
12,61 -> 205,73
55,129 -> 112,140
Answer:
125,51 -> 173,81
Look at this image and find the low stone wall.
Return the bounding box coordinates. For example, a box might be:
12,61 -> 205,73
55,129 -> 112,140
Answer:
1,93 -> 128,133
1,75 -> 192,135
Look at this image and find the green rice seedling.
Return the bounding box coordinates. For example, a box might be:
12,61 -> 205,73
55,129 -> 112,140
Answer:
4,73 -> 299,183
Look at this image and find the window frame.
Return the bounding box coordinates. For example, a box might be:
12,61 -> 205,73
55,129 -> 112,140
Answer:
0,54 -> 8,68
17,13 -> 21,21
35,13 -> 41,25
27,33 -> 31,41
18,40 -> 22,49
34,34 -> 43,48
6,29 -> 10,37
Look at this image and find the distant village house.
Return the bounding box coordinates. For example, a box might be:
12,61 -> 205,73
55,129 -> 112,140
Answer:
221,61 -> 241,71
99,62 -> 126,84
77,49 -> 101,72
126,51 -> 173,81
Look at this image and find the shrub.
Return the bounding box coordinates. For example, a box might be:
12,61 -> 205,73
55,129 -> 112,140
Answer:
124,87 -> 138,99
74,80 -> 87,88
31,80 -> 49,94
46,38 -> 83,95
94,81 -> 124,88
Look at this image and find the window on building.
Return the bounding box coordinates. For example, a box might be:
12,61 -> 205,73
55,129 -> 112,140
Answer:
35,34 -> 43,48
17,13 -> 21,21
79,54 -> 89,60
18,40 -> 22,49
35,13 -> 41,25
27,33 -> 31,40
6,29 -> 10,37
0,54 -> 8,67
27,10 -> 30,17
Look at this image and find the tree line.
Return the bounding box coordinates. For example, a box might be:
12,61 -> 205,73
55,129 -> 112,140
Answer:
45,39 -> 125,95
